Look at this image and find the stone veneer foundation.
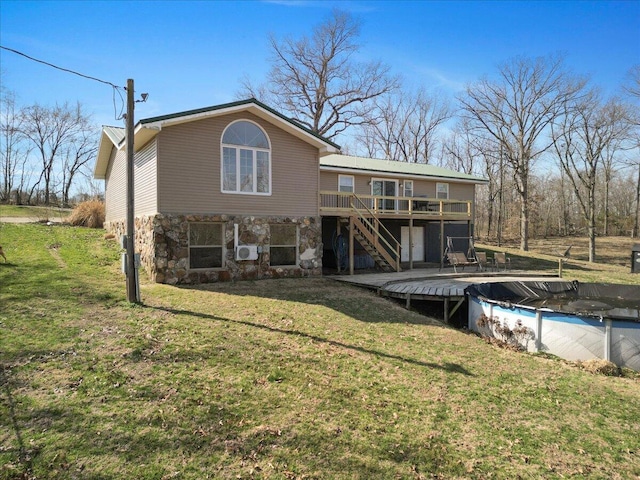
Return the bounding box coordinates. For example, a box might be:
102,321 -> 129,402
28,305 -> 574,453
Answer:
105,213 -> 323,285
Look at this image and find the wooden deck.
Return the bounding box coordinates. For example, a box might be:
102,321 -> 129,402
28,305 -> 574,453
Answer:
319,191 -> 473,221
329,268 -> 563,323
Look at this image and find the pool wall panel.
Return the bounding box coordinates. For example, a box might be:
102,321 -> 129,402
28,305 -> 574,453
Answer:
468,296 -> 640,371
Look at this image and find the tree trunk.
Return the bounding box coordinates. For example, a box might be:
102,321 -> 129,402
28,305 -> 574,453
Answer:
497,156 -> 505,247
603,171 -> 610,236
634,163 -> 640,238
486,187 -> 494,240
520,195 -> 529,251
588,189 -> 597,262
516,170 -> 529,251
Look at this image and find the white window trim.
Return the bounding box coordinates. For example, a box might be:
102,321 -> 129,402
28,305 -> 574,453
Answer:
220,120 -> 272,196
371,178 -> 399,211
403,180 -> 413,197
269,224 -> 299,268
436,182 -> 449,200
338,174 -> 355,193
370,178 -> 399,195
188,222 -> 225,270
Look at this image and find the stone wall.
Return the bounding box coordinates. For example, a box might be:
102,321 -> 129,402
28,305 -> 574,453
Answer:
105,213 -> 323,285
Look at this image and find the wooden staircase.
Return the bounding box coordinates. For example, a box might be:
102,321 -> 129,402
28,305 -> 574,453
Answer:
340,195 -> 401,273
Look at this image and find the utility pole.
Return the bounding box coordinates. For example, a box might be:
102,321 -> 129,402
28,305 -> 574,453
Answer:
125,78 -> 140,303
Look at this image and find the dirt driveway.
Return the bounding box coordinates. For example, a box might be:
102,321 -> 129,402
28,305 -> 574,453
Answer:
0,217 -> 64,223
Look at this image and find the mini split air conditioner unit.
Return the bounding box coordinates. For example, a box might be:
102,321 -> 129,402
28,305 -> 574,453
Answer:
236,245 -> 259,261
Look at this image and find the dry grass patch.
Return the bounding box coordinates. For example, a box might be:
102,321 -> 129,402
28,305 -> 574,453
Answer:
477,235 -> 640,284
66,200 -> 105,228
577,358 -> 622,376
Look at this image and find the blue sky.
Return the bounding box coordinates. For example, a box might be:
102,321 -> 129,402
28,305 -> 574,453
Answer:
1,0 -> 639,132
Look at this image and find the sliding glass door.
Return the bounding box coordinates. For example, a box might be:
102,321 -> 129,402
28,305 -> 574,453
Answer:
372,179 -> 398,211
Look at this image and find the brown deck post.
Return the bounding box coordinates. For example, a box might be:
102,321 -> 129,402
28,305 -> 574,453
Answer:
409,217 -> 414,270
444,297 -> 450,324
336,218 -> 342,273
349,216 -> 355,275
440,219 -> 445,269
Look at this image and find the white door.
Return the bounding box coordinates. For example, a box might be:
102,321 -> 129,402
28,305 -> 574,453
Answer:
401,226 -> 425,262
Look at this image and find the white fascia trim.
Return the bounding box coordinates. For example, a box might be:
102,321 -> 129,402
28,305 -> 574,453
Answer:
319,165 -> 488,185
94,132 -> 114,179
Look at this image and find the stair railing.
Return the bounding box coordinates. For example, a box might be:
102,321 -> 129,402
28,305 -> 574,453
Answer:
350,194 -> 401,271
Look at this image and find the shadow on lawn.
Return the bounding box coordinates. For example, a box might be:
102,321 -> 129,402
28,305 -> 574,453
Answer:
147,305 -> 474,377
0,365 -> 35,478
180,280 -> 445,327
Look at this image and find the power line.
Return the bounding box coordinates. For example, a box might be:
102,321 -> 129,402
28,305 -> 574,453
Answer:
0,45 -> 127,120
1,45 -> 122,88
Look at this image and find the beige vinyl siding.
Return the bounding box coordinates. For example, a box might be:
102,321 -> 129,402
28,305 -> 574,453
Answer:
320,172 -> 372,196
414,180 -> 473,201
134,139 -> 158,216
104,148 -> 126,222
446,182 -> 474,202
157,112 -> 320,217
320,171 -> 476,201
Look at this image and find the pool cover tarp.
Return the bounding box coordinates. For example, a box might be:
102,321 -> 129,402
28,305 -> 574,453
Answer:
465,281 -> 640,321
465,281 -> 640,302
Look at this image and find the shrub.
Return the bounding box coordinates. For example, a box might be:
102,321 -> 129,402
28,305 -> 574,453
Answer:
476,314 -> 535,351
67,200 -> 105,228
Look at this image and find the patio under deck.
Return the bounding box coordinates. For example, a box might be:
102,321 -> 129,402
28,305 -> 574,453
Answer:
329,268 -> 562,323
320,191 -> 476,273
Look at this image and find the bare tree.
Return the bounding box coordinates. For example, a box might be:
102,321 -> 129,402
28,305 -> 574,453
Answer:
441,119 -> 485,175
240,9 -> 399,140
0,90 -> 27,202
600,137 -> 630,236
622,64 -> 640,101
621,65 -> 640,236
458,55 -> 586,250
551,92 -> 631,261
357,89 -> 451,163
440,122 -> 516,242
60,125 -> 98,206
21,102 -> 92,205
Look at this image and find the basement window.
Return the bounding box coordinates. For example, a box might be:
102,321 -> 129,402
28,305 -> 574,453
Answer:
189,223 -> 224,269
270,224 -> 297,266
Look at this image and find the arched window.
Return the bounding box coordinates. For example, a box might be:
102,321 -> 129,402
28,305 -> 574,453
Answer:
221,120 -> 271,194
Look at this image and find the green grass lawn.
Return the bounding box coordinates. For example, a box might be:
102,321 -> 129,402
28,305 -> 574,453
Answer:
1,224 -> 639,479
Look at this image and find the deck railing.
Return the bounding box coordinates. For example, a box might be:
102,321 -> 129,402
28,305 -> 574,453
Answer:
319,191 -> 471,217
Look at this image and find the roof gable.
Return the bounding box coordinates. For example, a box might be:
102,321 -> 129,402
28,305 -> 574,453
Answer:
94,126 -> 125,179
139,98 -> 340,151
94,98 -> 340,179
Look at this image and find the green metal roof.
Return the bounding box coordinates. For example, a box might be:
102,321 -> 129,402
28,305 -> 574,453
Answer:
102,125 -> 125,145
319,154 -> 488,183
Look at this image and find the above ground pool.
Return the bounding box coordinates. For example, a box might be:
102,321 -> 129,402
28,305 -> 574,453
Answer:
466,281 -> 640,371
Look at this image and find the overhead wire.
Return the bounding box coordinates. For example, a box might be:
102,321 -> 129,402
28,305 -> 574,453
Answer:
0,45 -> 127,120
